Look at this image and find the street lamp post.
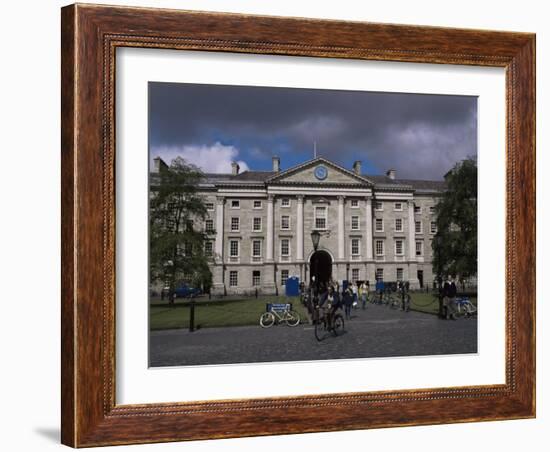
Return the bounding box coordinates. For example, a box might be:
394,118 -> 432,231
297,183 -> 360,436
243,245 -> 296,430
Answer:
310,230 -> 321,305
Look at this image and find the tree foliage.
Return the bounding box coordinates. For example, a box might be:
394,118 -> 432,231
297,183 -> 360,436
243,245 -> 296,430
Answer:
149,157 -> 213,293
432,158 -> 477,279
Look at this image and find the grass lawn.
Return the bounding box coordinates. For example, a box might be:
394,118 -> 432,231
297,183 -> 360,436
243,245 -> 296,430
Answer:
409,292 -> 478,315
150,295 -> 307,330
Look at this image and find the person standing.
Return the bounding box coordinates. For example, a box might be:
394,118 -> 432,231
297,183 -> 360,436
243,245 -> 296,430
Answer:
360,281 -> 368,309
351,282 -> 358,309
342,287 -> 353,320
447,276 -> 458,319
443,275 -> 457,319
375,277 -> 385,304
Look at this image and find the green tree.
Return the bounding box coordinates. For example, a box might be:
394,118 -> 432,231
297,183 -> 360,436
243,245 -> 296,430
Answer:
149,157 -> 213,300
432,158 -> 477,280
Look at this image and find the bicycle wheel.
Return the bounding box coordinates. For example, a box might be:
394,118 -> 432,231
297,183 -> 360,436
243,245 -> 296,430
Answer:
332,314 -> 345,336
259,312 -> 275,328
314,319 -> 326,341
464,302 -> 477,317
285,310 -> 300,327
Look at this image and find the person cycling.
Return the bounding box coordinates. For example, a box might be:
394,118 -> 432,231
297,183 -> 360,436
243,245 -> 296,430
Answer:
319,285 -> 341,327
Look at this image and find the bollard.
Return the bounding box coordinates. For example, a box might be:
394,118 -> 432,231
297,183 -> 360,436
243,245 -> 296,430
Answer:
189,300 -> 195,332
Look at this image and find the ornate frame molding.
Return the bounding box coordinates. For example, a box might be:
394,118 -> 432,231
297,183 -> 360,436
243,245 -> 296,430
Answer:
61,4 -> 535,447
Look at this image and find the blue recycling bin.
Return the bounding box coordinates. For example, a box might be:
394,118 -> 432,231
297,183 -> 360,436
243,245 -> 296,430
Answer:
285,276 -> 300,297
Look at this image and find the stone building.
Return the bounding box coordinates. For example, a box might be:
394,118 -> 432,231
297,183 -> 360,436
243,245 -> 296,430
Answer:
152,155 -> 446,295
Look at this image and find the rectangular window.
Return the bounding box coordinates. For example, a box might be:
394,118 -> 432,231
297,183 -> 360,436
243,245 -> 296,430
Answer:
184,241 -> 192,256
204,241 -> 213,257
376,268 -> 384,280
416,241 -> 423,256
253,200 -> 262,209
281,215 -> 290,230
351,238 -> 360,256
395,240 -> 404,255
205,219 -> 214,232
375,240 -> 384,256
229,240 -> 239,257
253,217 -> 262,232
281,198 -> 290,207
281,239 -> 290,257
229,271 -> 238,287
396,268 -> 404,281
415,220 -> 422,234
231,217 -> 240,231
352,268 -> 359,282
374,201 -> 383,211
281,270 -> 289,286
314,206 -> 327,230
429,206 -> 435,214
252,240 -> 262,257
414,205 -> 421,214
205,202 -> 214,211
252,270 -> 261,286
431,221 -> 437,234
375,218 -> 384,232
394,202 -> 403,211
230,200 -> 240,209
395,218 -> 403,232
351,199 -> 359,208
351,215 -> 359,230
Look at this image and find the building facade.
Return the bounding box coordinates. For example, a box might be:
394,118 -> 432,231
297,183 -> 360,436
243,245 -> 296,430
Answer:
153,156 -> 446,295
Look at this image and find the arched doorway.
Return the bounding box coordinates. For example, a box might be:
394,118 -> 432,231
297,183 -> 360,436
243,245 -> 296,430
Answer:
309,250 -> 333,286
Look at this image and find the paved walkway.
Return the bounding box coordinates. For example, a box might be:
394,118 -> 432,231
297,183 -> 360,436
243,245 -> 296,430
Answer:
149,304 -> 477,367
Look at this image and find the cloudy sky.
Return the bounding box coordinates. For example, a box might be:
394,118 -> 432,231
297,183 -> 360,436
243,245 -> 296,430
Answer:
149,82 -> 477,180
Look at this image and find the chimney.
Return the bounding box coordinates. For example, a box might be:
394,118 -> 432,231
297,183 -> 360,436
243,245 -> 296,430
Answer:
272,155 -> 280,172
231,161 -> 240,175
153,156 -> 168,173
386,169 -> 396,180
353,160 -> 362,175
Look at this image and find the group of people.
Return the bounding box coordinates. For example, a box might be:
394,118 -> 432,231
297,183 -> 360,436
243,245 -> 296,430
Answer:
304,274 -> 463,323
309,280 -> 372,321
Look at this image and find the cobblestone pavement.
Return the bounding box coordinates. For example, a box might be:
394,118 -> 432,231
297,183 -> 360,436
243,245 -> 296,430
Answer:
149,304 -> 477,367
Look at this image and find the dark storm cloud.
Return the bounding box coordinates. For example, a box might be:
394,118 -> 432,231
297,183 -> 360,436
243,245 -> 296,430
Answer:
149,82 -> 477,179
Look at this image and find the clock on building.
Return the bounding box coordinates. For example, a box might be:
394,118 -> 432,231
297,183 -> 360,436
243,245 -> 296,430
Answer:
314,165 -> 328,180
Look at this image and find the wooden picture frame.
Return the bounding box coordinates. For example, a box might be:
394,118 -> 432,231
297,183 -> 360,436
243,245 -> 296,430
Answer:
61,3 -> 535,447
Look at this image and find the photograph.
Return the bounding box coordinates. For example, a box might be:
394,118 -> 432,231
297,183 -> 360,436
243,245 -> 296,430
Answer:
148,82 -> 479,367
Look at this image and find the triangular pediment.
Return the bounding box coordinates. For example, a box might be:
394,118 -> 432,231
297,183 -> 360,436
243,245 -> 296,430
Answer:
267,157 -> 373,186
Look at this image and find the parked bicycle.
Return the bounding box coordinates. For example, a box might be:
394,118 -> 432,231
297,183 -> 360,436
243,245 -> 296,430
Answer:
390,292 -> 411,311
452,297 -> 477,318
402,293 -> 411,312
380,290 -> 394,306
313,304 -> 345,341
259,303 -> 300,328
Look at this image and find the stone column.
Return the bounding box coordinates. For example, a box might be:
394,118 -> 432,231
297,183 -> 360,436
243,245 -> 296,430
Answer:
263,194 -> 276,294
212,196 -> 225,294
338,196 -> 345,261
407,200 -> 419,288
296,195 -> 304,262
215,196 -> 225,261
365,197 -> 373,260
266,194 -> 274,262
408,200 -> 416,260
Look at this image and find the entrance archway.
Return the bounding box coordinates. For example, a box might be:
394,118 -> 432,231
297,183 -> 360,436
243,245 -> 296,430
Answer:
309,250 -> 333,286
